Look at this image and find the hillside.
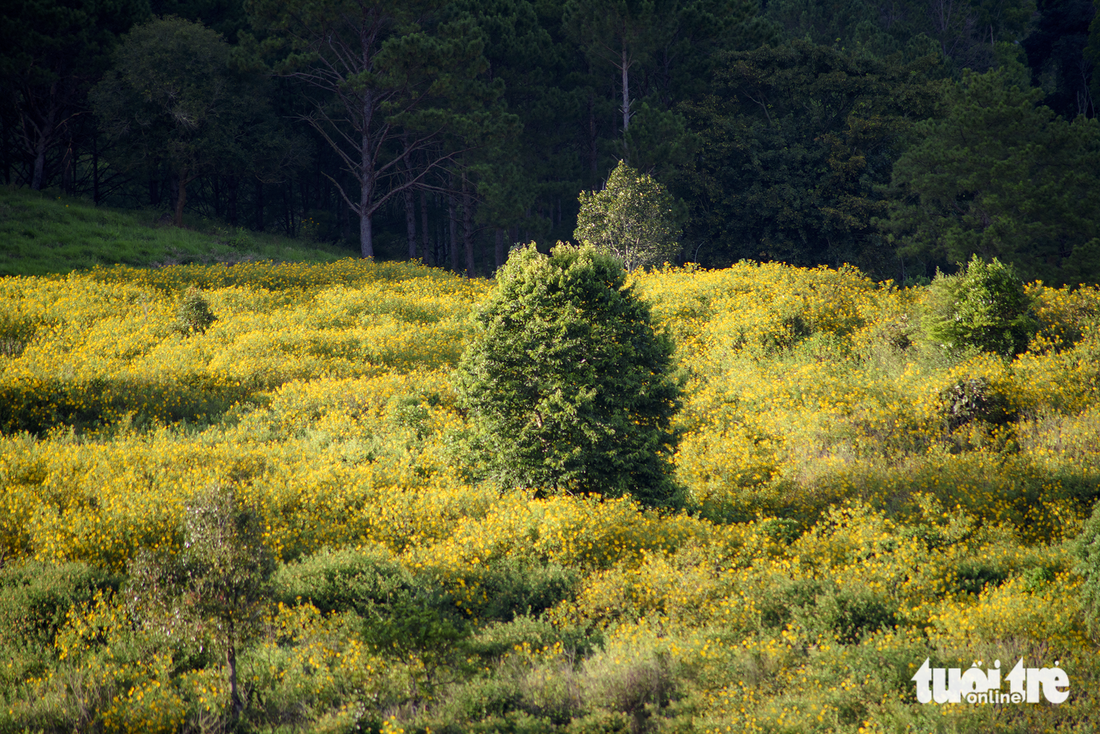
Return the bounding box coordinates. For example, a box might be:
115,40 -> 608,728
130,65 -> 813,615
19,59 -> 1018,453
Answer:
0,186 -> 353,277
1,255 -> 1099,732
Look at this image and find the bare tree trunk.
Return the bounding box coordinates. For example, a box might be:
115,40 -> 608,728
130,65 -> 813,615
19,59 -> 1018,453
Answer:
463,171 -> 476,278
92,135 -> 99,205
495,228 -> 505,270
254,179 -> 264,232
227,176 -> 238,226
31,139 -> 47,191
588,90 -> 599,188
360,93 -> 375,258
173,168 -> 188,227
448,188 -> 461,273
227,623 -> 243,721
405,186 -> 417,260
420,190 -> 431,265
621,44 -> 631,135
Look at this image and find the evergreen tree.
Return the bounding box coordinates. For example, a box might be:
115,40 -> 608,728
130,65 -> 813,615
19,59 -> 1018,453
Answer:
885,66 -> 1100,284
455,243 -> 683,507
921,255 -> 1037,357
90,17 -> 266,226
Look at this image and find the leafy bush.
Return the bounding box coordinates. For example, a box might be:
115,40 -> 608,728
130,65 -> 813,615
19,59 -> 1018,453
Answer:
921,256 -> 1036,357
455,243 -> 683,507
174,286 -> 216,335
574,160 -> 681,271
275,544 -> 412,615
1076,502 -> 1100,636
938,376 -> 1016,428
0,559 -> 120,653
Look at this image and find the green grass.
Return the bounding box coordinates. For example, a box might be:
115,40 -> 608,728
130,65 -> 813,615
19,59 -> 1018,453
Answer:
0,186 -> 356,276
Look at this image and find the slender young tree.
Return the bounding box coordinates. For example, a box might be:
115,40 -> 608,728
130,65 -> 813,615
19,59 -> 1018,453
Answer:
575,160 -> 681,270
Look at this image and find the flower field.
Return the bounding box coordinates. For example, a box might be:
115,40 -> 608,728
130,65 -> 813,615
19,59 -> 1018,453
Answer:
1,258 -> 1098,733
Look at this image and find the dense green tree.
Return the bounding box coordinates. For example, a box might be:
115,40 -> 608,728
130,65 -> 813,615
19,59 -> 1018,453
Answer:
575,160 -> 682,270
0,0 -> 149,190
885,66 -> 1100,284
675,40 -> 939,274
91,17 -> 269,226
455,243 -> 682,507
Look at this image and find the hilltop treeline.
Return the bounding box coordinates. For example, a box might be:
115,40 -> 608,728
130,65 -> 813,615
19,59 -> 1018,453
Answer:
3,0 -> 1100,282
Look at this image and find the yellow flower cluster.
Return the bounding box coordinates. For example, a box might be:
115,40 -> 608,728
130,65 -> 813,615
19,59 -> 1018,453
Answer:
1,258 -> 1097,732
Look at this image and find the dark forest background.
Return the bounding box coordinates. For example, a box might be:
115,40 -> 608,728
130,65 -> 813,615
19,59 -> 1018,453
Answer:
3,0 -> 1100,284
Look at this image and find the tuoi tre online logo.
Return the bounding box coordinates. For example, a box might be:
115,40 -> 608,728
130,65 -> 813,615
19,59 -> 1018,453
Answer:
912,658 -> 1069,705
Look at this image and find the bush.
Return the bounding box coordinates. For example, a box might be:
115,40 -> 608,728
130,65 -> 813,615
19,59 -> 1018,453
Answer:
574,161 -> 681,271
455,243 -> 683,507
0,559 -> 120,653
1076,502 -> 1100,636
174,286 -> 216,335
275,544 -> 412,615
938,376 -> 1016,428
921,256 -> 1036,357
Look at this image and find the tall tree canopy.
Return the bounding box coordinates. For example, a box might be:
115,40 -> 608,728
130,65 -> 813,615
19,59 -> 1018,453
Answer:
886,66 -> 1100,285
246,0 -> 516,258
0,0 -> 149,190
91,17 -> 268,226
674,40 -> 939,275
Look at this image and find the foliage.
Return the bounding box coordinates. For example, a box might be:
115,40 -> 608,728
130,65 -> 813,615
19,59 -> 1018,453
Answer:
90,17 -> 271,227
675,40 -> 940,275
574,161 -> 682,271
0,258 -> 1099,732
1077,500 -> 1100,636
174,286 -> 216,335
126,482 -> 276,718
921,256 -> 1037,357
455,243 -> 683,506
0,559 -> 120,655
886,66 -> 1100,285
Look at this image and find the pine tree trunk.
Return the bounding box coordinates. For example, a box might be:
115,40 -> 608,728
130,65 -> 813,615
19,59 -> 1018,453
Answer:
463,173 -> 476,278
420,190 -> 431,265
449,189 -> 461,273
405,186 -> 417,260
173,168 -> 187,227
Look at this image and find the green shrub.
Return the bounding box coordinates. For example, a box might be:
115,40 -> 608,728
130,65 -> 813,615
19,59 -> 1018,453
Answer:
275,544 -> 412,616
0,559 -> 121,653
921,256 -> 1036,357
1076,501 -> 1100,636
938,376 -> 1016,428
471,558 -> 580,623
456,244 -> 683,507
793,583 -> 899,644
174,286 -> 216,335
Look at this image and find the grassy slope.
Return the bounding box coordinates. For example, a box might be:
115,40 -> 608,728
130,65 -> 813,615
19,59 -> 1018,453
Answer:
0,186 -> 355,276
